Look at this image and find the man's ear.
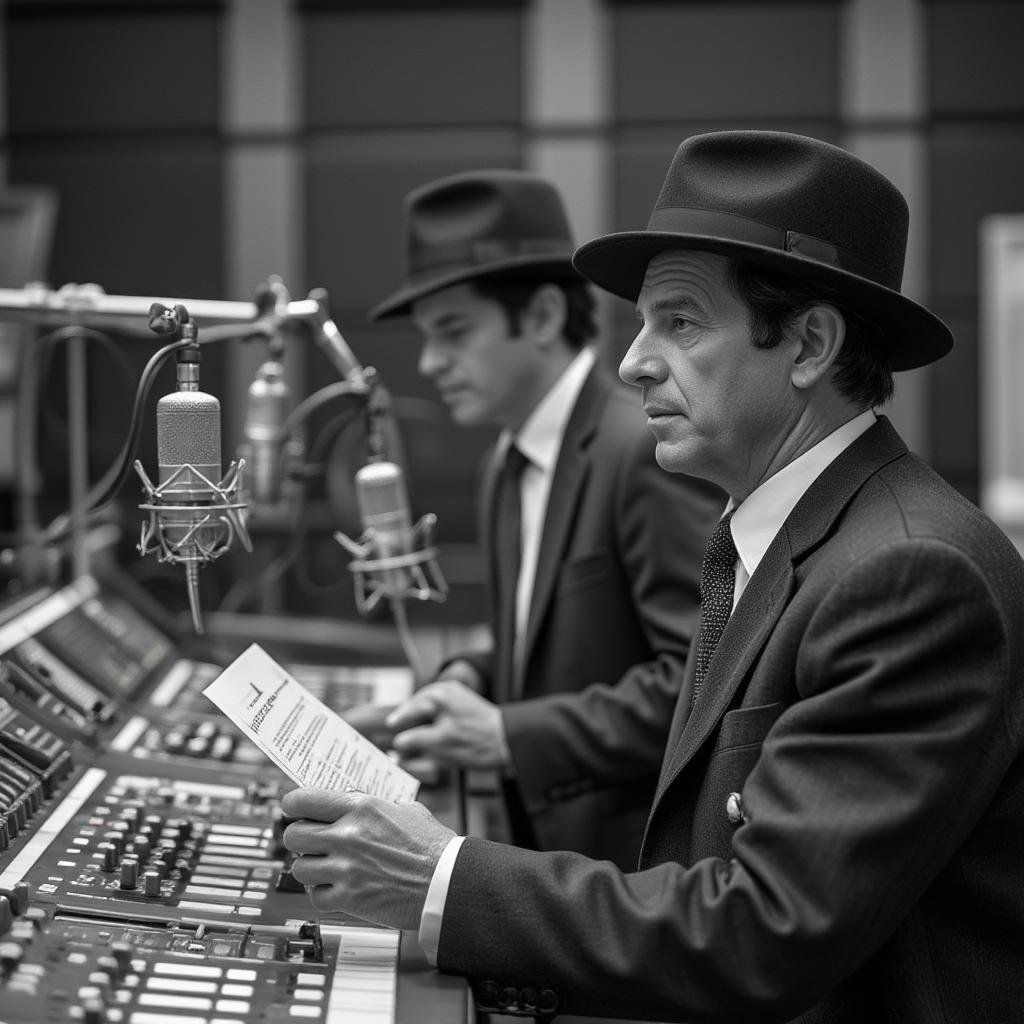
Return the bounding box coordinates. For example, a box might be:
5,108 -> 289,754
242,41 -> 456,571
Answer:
790,303 -> 845,389
524,284 -> 567,347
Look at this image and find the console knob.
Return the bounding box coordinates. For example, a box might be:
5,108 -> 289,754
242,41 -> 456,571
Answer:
110,942 -> 133,974
131,834 -> 151,862
97,842 -> 119,873
120,858 -> 140,890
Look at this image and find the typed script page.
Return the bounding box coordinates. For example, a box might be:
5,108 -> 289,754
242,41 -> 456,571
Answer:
203,643 -> 420,802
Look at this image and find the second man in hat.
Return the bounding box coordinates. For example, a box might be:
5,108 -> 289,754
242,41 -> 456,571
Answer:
354,168 -> 722,869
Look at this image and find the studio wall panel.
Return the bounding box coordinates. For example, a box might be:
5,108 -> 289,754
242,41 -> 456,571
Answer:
5,2 -> 223,135
302,5 -> 522,128
610,1 -> 841,124
929,0 -> 1024,116
10,141 -> 224,299
5,1 -> 226,300
305,131 -> 522,315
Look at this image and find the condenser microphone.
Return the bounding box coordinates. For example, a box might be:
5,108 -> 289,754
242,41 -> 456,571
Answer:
135,307 -> 251,633
334,459 -> 447,615
242,359 -> 290,507
155,375 -> 224,554
355,461 -> 416,598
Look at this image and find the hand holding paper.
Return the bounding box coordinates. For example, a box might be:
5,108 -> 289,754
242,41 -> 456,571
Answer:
203,643 -> 420,803
281,786 -> 455,930
205,644 -> 454,931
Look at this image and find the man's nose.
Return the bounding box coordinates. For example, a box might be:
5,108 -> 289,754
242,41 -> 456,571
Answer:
418,339 -> 445,379
619,329 -> 661,386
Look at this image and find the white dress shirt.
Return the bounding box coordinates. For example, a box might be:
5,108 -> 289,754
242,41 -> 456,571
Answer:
418,408 -> 878,965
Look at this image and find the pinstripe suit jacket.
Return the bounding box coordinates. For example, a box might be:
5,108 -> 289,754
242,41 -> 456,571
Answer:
439,417 -> 1024,1023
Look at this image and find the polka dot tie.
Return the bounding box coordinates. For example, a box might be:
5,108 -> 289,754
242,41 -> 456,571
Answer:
692,510 -> 738,705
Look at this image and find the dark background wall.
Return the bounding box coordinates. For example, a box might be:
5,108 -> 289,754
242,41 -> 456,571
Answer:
1,0 -> 1022,629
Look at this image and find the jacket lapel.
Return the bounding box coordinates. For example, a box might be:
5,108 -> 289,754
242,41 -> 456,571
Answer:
651,417 -> 909,807
518,366 -> 608,688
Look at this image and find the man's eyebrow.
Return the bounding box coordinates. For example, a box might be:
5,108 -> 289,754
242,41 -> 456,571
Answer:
635,296 -> 703,319
425,311 -> 471,331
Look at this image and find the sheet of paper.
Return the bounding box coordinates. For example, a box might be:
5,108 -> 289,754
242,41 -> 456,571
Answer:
203,643 -> 419,803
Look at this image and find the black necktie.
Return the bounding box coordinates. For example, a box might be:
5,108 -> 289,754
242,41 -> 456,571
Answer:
692,510 -> 738,705
494,443 -> 530,701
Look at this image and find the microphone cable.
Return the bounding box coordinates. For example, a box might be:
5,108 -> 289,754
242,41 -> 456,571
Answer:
40,334 -> 193,544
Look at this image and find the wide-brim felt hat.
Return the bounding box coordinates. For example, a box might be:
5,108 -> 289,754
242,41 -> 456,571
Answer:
368,169 -> 580,321
572,131 -> 953,370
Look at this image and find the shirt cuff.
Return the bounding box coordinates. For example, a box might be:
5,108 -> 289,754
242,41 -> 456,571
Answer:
418,834 -> 467,966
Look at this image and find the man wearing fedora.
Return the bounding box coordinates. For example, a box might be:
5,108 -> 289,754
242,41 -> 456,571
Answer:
282,132 -> 1024,1023
354,168 -> 721,871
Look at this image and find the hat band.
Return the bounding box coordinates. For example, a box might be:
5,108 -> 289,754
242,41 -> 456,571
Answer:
648,207 -> 889,286
410,237 -> 572,275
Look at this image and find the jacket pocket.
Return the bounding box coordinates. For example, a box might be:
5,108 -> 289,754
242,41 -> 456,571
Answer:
712,702 -> 784,753
557,550 -> 609,593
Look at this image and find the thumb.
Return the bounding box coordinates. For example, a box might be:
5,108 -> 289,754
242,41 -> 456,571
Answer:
391,721 -> 447,756
386,689 -> 442,731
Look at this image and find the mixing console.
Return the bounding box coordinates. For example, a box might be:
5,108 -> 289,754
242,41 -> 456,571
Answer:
0,577 -> 467,1024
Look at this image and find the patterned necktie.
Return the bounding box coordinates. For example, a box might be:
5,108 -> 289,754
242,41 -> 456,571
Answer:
494,443 -> 530,700
692,510 -> 738,705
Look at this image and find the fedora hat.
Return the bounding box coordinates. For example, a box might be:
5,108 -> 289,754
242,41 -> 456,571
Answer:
368,169 -> 580,321
572,131 -> 953,370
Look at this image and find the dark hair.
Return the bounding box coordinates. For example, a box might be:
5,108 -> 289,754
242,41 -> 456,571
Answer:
727,259 -> 894,409
471,274 -> 597,351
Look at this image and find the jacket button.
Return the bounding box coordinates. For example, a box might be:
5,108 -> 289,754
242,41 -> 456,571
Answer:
726,791 -> 745,825
538,988 -> 559,1013
476,981 -> 500,1009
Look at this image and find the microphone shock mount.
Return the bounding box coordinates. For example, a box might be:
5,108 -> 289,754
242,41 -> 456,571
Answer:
133,304 -> 252,633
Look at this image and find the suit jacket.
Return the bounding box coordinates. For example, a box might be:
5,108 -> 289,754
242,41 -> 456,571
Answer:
438,417 -> 1024,1023
454,362 -> 722,868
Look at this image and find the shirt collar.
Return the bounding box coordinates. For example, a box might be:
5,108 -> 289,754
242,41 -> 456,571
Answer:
502,346 -> 596,473
730,409 -> 877,580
